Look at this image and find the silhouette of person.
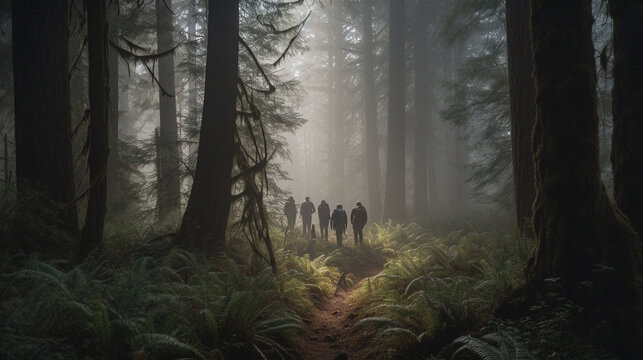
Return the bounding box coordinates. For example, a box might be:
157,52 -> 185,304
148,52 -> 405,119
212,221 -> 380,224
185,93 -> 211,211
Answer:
331,204 -> 348,248
300,196 -> 316,235
350,201 -> 368,246
318,200 -> 331,241
284,196 -> 297,230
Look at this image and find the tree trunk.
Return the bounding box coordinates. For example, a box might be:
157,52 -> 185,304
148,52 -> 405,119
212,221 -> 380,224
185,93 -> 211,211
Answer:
413,0 -> 429,218
332,2 -> 346,202
382,0 -> 406,221
179,0 -> 239,253
529,0 -> 643,355
80,0 -> 110,258
610,0 -> 643,239
326,12 -> 335,199
107,5 -> 119,197
362,0 -> 382,220
12,0 -> 78,234
505,0 -> 536,237
156,0 -> 181,223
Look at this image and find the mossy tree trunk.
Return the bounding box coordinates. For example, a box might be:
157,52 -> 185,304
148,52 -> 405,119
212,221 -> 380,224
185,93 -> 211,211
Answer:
505,0 -> 536,238
528,0 -> 643,356
178,0 -> 239,253
609,0 -> 643,239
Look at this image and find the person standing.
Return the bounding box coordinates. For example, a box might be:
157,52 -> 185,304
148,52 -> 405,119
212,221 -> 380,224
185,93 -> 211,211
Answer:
350,201 -> 368,246
318,200 -> 331,241
331,204 -> 348,248
284,196 -> 297,230
300,196 -> 316,235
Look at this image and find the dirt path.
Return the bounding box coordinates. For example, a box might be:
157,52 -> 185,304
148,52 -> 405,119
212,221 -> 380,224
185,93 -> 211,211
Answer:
303,265 -> 382,360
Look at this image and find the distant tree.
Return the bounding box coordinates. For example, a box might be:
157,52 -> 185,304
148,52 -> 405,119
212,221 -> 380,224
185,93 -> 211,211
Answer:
331,1 -> 346,201
179,0 -> 239,253
362,0 -> 382,220
155,0 -> 181,223
609,0 -> 643,239
12,1 -> 78,234
412,0 -> 431,218
108,5 -> 119,192
80,0 -> 110,258
505,0 -> 536,237
528,0 -> 643,356
382,0 -> 406,221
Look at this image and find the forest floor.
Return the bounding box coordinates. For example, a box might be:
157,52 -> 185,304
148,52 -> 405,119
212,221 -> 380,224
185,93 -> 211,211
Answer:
303,263 -> 382,360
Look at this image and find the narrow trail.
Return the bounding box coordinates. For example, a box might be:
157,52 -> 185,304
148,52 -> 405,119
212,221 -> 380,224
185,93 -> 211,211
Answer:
303,264 -> 382,360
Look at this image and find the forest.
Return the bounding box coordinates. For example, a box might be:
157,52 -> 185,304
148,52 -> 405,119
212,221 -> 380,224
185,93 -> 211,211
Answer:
1,0 -> 642,359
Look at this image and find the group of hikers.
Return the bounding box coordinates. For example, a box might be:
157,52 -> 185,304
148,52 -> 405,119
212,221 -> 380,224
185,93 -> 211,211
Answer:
283,196 -> 368,248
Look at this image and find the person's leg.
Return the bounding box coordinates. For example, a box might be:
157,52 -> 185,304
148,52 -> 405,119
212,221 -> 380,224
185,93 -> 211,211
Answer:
358,227 -> 364,245
336,229 -> 343,248
353,227 -> 359,245
302,217 -> 308,234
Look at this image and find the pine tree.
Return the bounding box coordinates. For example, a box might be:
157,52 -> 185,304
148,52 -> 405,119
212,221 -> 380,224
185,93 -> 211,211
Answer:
179,0 -> 239,252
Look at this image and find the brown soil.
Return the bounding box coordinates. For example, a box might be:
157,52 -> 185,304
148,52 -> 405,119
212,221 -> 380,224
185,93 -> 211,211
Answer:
303,264 -> 382,360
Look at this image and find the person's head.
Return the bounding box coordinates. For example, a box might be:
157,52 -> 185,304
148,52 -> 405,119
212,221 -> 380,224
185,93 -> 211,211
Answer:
356,201 -> 362,207
305,196 -> 310,202
288,196 -> 294,201
337,204 -> 343,209
321,200 -> 326,204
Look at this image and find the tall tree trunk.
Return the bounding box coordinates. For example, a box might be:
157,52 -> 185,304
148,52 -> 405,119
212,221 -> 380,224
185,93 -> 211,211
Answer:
362,0 -> 382,220
610,0 -> 643,239
447,45 -> 469,213
332,2 -> 346,202
382,0 -> 406,221
326,11 -> 336,199
81,0 -> 110,258
12,0 -> 78,234
156,0 -> 181,223
179,0 -> 239,253
505,0 -> 536,237
529,0 -> 643,355
108,5 -> 119,196
413,0 -> 429,218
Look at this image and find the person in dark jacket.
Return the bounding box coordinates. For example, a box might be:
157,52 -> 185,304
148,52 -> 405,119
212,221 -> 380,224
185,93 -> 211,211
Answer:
330,204 -> 348,248
318,200 -> 331,241
300,196 -> 316,235
350,201 -> 368,246
284,196 -> 297,230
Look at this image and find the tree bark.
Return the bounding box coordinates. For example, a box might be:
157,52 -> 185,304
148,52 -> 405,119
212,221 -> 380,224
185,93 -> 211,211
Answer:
179,0 -> 239,253
413,0 -> 430,218
382,0 -> 406,221
362,0 -> 382,220
528,0 -> 643,355
156,0 -> 181,223
12,0 -> 78,234
81,0 -> 110,258
610,0 -> 643,239
505,0 -> 536,237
